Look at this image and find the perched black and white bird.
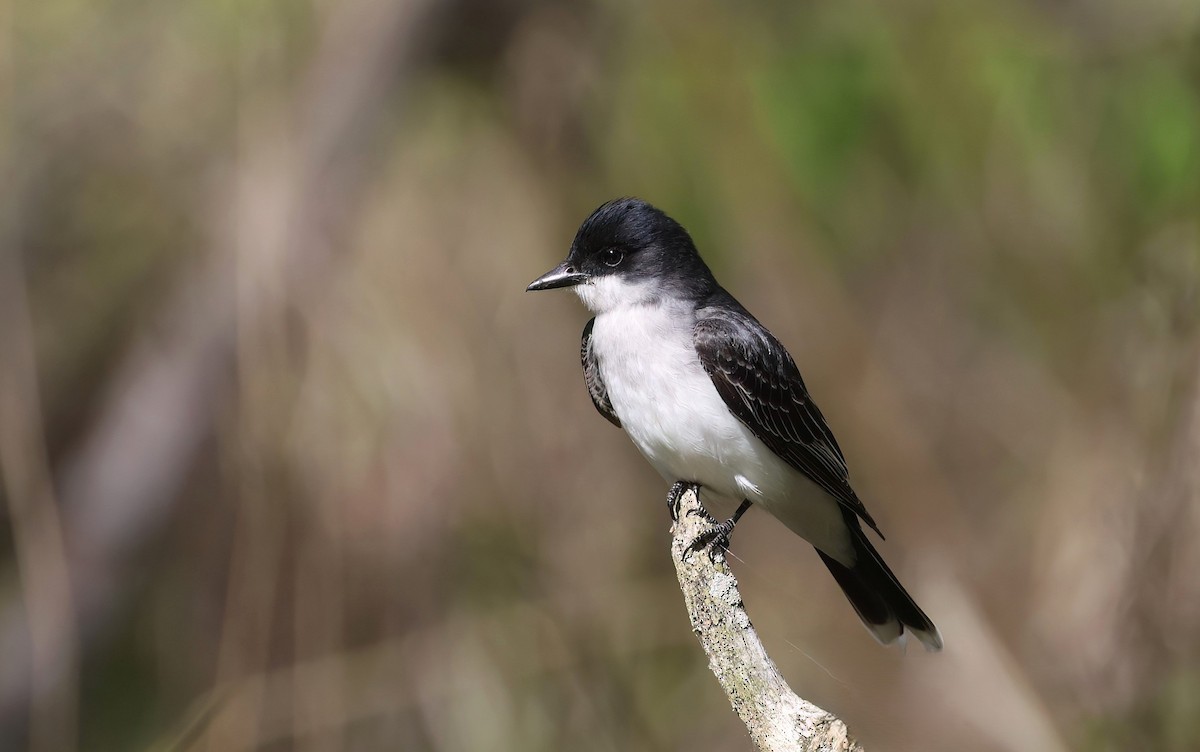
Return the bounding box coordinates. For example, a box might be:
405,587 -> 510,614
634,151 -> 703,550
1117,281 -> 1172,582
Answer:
527,197 -> 942,651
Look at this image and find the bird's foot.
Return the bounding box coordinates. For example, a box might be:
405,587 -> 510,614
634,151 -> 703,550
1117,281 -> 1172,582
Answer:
666,480 -> 696,522
683,499 -> 753,563
686,518 -> 737,562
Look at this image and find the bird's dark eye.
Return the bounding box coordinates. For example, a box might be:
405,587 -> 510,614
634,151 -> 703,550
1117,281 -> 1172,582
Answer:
600,248 -> 624,267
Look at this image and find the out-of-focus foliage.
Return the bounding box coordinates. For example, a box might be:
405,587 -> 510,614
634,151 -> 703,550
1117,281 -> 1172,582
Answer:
1,0 -> 1198,750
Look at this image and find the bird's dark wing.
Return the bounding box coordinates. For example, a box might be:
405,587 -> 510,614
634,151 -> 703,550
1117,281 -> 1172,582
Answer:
582,318 -> 621,428
693,307 -> 882,537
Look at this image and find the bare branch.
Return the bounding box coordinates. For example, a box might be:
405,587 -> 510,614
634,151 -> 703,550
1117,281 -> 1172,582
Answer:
670,486 -> 863,752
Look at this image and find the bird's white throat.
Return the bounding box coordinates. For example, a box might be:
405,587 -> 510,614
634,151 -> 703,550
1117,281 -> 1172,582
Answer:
574,275 -> 657,314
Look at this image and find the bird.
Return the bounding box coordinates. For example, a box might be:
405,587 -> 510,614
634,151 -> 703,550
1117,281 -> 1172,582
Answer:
526,197 -> 942,651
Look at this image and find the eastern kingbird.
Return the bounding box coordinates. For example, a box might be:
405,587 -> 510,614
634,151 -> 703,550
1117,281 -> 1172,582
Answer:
527,198 -> 942,651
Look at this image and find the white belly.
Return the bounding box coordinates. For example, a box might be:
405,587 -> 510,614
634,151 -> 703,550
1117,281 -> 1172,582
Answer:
590,303 -> 853,562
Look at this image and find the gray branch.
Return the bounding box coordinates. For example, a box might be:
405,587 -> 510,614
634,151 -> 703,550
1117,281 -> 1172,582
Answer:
669,486 -> 864,752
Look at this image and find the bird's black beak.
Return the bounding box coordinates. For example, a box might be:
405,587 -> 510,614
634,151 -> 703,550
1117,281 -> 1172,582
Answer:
526,261 -> 589,292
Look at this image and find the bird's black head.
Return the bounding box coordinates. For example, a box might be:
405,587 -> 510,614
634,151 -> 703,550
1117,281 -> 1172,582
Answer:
526,198 -> 717,312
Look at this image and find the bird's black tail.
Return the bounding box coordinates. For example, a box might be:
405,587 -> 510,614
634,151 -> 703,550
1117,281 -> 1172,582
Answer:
817,522 -> 942,651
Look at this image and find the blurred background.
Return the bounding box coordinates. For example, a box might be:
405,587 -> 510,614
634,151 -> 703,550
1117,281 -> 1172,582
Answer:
1,0 -> 1198,750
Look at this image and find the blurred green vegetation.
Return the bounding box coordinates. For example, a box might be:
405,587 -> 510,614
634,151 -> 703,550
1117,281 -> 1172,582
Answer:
2,0 -> 1199,750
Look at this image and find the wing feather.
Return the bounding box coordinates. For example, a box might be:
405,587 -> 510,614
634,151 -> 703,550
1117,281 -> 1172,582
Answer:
581,318 -> 621,428
694,308 -> 882,537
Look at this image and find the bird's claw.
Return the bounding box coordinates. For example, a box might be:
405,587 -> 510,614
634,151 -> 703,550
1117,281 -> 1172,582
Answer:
684,518 -> 736,563
669,484 -> 748,563
667,480 -> 694,522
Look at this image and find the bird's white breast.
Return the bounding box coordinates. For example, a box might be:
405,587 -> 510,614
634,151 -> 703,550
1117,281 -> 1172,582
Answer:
588,299 -> 852,561
590,301 -> 751,493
